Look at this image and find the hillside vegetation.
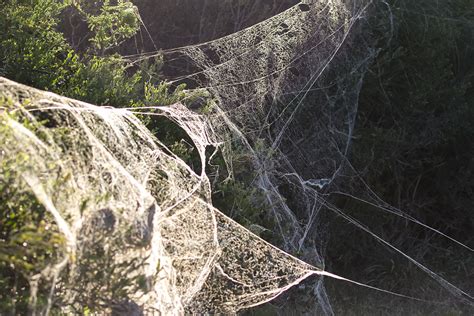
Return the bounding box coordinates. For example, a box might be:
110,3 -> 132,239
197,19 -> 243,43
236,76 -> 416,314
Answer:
0,0 -> 472,314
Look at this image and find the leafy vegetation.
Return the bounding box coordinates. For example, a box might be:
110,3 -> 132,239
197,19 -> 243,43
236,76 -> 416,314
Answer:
86,0 -> 141,54
0,0 -> 178,107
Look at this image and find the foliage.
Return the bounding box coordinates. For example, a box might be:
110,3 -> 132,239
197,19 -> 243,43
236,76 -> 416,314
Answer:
0,0 -> 184,107
86,0 -> 140,54
0,0 -> 79,92
67,54 -> 144,106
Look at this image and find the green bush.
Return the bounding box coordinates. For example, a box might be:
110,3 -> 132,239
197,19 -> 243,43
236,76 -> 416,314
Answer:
0,0 -> 184,108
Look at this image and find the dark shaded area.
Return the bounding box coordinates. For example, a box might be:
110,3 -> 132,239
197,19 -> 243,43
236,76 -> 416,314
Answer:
125,0 -> 297,52
59,0 -> 297,54
324,0 -> 474,313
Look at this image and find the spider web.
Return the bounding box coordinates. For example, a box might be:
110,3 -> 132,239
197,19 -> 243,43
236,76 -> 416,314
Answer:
130,0 -> 472,311
0,74 -> 329,314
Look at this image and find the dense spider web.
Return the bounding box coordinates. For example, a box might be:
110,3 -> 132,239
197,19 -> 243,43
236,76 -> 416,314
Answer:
128,0 -> 473,311
1,0 -> 473,314
136,0 -> 384,311
1,77 -> 329,314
